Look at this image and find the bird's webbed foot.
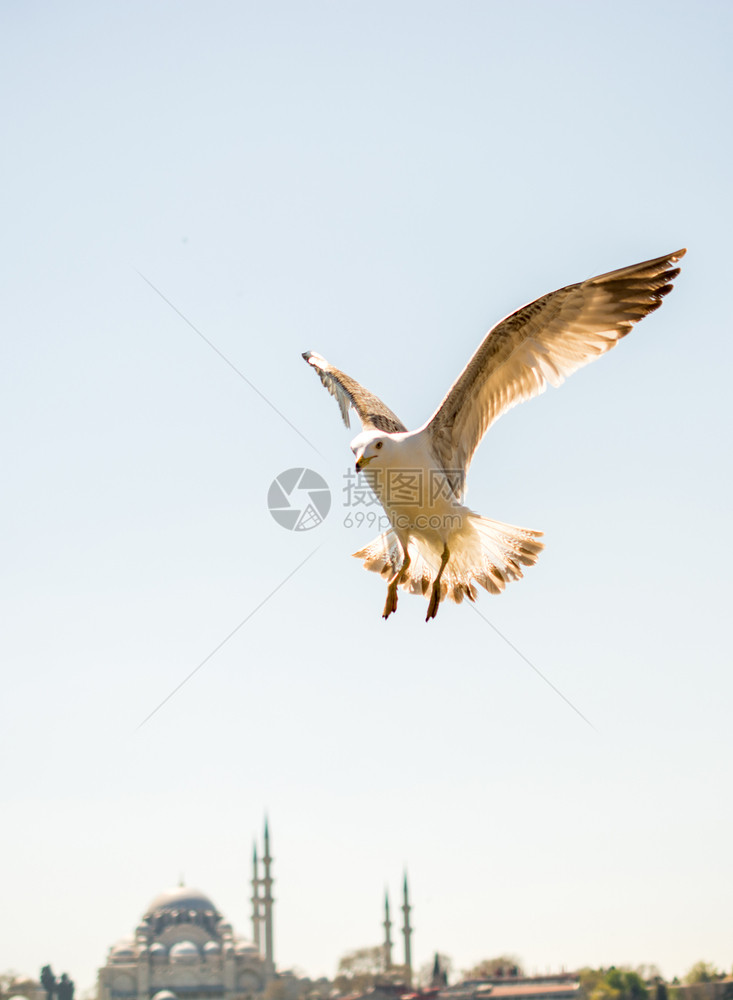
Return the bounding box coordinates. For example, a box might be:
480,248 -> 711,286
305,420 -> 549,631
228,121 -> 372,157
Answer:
425,586 -> 441,621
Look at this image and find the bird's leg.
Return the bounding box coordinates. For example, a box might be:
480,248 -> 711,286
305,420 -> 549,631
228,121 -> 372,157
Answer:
382,575 -> 399,619
382,549 -> 411,620
426,544 -> 450,622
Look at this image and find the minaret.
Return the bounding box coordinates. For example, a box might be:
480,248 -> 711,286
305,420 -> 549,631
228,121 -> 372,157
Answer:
402,871 -> 413,985
383,890 -> 393,971
262,818 -> 275,977
251,843 -> 262,951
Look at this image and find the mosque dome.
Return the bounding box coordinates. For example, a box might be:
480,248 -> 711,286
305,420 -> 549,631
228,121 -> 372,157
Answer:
234,941 -> 260,957
151,992 -> 178,1000
169,941 -> 200,964
144,887 -> 220,919
203,941 -> 221,956
149,943 -> 168,962
110,941 -> 137,962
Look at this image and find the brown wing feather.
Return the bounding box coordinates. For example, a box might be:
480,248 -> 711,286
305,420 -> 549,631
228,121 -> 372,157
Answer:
302,351 -> 407,434
427,248 -> 686,477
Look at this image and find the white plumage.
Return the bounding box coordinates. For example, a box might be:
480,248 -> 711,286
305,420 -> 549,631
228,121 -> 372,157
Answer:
304,248 -> 685,620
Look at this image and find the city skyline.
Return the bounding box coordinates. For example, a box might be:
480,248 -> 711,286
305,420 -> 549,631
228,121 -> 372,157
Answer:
6,812 -> 728,994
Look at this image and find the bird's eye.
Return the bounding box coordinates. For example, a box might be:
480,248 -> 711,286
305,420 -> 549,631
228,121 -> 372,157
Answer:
375,441 -> 383,450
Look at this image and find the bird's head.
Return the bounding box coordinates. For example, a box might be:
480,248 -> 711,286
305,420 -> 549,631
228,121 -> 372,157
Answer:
351,429 -> 394,472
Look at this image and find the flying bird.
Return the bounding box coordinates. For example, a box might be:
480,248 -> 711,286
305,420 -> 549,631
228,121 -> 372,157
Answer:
303,248 -> 685,621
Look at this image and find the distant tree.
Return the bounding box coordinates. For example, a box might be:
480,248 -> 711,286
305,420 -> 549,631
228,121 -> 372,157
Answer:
686,965 -> 722,985
337,948 -> 385,978
463,957 -> 525,980
578,969 -> 602,994
608,968 -> 648,1000
335,945 -> 385,992
579,967 -> 648,1000
334,947 -> 409,994
637,969 -> 663,985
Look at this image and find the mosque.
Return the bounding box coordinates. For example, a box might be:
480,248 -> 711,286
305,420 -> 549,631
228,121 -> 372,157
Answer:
95,819 -> 417,1000
97,823 -> 278,1000
8,819 -> 419,1000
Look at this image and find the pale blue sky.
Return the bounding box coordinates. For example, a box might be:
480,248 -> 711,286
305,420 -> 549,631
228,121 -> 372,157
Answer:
2,0 -> 732,992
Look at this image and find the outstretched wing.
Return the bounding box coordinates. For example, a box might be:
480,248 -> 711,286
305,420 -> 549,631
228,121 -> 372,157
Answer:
302,351 -> 407,434
427,248 -> 686,477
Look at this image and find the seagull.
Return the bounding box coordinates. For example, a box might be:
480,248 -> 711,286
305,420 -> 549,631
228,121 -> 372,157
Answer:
303,248 -> 685,621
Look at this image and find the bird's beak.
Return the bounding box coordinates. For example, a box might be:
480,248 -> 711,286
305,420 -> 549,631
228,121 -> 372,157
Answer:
355,455 -> 373,472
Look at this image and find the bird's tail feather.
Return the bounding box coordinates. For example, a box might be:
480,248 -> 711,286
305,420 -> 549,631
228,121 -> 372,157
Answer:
352,514 -> 544,605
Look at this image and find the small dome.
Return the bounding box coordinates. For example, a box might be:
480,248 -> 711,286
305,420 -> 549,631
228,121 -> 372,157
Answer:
169,941 -> 199,964
203,941 -> 221,954
234,940 -> 260,956
144,887 -> 220,918
152,992 -> 178,1000
149,943 -> 167,962
110,940 -> 136,962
